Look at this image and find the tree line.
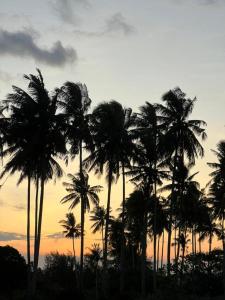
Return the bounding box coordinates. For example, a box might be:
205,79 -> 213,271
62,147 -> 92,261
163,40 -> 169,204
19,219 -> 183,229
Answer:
1,69 -> 225,299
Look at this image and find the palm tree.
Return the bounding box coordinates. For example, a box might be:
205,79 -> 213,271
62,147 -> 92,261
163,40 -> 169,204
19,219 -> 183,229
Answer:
90,206 -> 113,251
208,140 -> 225,294
61,171 -> 102,275
134,101 -> 166,292
59,213 -> 81,269
84,101 -> 136,294
157,87 -> 207,275
2,69 -> 67,295
59,82 -> 92,280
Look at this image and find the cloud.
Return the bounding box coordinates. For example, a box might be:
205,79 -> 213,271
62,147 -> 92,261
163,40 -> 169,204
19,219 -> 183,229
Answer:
0,29 -> 77,66
74,13 -> 135,37
46,232 -> 64,239
51,0 -> 90,25
0,231 -> 26,241
12,204 -> 26,211
106,13 -> 135,35
171,0 -> 224,5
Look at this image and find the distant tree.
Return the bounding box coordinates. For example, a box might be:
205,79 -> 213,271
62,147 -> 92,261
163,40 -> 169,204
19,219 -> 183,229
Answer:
59,212 -> 81,270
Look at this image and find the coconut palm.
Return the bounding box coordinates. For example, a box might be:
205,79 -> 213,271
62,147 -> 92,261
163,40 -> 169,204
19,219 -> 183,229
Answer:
61,171 -> 102,276
157,87 -> 207,275
90,206 -> 113,251
2,69 -> 67,295
59,213 -> 81,269
208,140 -> 225,294
59,82 -> 93,279
84,101 -> 136,294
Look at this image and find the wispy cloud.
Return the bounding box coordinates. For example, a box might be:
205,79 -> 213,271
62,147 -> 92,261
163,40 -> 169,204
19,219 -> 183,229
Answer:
0,29 -> 77,66
46,232 -> 64,239
51,0 -> 90,25
0,231 -> 26,241
74,13 -> 135,38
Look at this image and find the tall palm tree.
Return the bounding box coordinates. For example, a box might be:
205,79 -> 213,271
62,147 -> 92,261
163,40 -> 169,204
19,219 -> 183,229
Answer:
59,82 -> 92,279
60,213 -> 81,269
134,101 -> 166,292
2,69 -> 67,295
84,101 -> 136,294
157,87 -> 207,275
208,140 -> 225,294
61,172 -> 102,275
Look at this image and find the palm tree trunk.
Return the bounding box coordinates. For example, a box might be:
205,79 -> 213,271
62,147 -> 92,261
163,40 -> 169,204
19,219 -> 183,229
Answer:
120,162 -> 126,293
209,233 -> 212,253
141,211 -> 147,297
32,175 -> 45,295
79,139 -> 84,289
103,168 -> 113,296
153,190 -> 157,292
222,214 -> 225,296
27,175 -> 31,297
157,235 -> 160,271
167,149 -> 178,276
101,225 -> 104,253
72,236 -> 77,268
199,233 -> 201,253
34,176 -> 39,248
161,231 -> 164,269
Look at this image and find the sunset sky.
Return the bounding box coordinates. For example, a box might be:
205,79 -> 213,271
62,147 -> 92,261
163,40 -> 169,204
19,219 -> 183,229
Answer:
0,0 -> 225,264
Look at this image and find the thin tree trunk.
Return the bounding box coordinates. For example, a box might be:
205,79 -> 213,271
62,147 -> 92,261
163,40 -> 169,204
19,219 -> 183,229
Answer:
199,233 -> 201,253
32,176 -> 45,295
161,231 -> 164,269
120,162 -> 126,293
79,139 -> 84,290
209,233 -> 212,253
101,225 -> 104,253
222,214 -> 225,296
157,235 -> 160,271
153,185 -> 157,292
141,211 -> 147,297
102,168 -> 113,296
26,175 -> 31,298
34,177 -> 39,248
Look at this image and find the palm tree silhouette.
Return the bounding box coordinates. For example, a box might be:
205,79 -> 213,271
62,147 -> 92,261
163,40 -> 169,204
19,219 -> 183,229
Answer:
157,87 -> 207,275
59,82 -> 93,281
2,69 -> 67,295
90,205 -> 113,252
59,213 -> 81,270
84,100 -> 135,294
208,140 -> 225,294
61,171 -> 102,278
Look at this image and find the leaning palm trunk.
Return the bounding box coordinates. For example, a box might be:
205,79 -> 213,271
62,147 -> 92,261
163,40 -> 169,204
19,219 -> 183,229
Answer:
26,175 -> 31,297
102,168 -> 113,296
32,175 -> 45,295
120,163 -> 126,293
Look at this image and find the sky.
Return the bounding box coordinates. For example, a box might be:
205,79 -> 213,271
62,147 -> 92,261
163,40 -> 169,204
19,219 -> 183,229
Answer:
0,0 -> 225,265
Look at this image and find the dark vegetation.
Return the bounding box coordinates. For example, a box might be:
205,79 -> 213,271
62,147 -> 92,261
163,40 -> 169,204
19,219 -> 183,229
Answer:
0,69 -> 225,299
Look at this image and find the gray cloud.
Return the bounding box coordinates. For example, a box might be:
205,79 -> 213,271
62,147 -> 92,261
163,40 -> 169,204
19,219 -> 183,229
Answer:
0,231 -> 26,241
0,71 -> 13,83
0,29 -> 77,66
12,204 -> 26,211
74,13 -> 135,37
172,0 -> 224,5
46,232 -> 64,239
106,13 -> 135,35
51,0 -> 90,25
